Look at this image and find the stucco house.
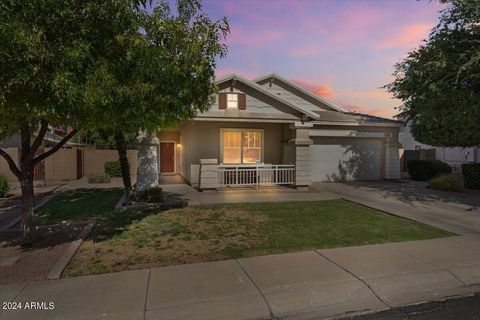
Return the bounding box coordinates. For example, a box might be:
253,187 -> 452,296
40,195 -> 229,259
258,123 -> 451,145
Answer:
157,73 -> 402,189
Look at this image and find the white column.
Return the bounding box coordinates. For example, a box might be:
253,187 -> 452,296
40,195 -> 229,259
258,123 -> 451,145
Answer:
384,138 -> 401,179
290,123 -> 313,188
136,132 -> 160,191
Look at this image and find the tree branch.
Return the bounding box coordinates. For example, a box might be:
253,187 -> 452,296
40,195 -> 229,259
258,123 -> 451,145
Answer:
33,129 -> 78,165
0,148 -> 21,178
27,119 -> 49,161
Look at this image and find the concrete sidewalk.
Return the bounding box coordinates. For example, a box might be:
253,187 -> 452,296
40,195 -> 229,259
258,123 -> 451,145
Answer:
160,184 -> 339,206
1,235 -> 479,320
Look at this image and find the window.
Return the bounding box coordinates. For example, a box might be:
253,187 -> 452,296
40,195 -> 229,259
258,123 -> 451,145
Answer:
227,93 -> 238,109
222,129 -> 263,164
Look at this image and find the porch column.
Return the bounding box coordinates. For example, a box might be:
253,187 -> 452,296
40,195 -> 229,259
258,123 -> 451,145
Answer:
384,137 -> 401,179
136,131 -> 160,191
199,159 -> 219,190
290,122 -> 313,189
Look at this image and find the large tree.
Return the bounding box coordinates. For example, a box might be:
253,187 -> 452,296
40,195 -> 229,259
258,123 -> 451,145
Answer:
386,0 -> 480,147
0,0 -> 142,242
85,0 -> 229,196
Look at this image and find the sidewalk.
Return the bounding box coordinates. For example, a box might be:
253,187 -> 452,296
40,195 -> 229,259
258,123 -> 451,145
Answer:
160,184 -> 340,205
1,235 -> 479,320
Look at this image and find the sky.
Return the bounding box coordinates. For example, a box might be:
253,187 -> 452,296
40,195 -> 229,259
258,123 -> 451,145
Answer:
200,0 -> 446,119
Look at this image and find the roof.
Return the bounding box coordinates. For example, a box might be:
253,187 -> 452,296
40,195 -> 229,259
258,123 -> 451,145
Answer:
215,73 -> 319,119
253,73 -> 346,112
312,110 -> 402,126
214,72 -> 400,126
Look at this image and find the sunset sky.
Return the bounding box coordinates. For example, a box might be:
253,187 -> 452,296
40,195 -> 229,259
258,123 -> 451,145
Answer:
202,0 -> 446,119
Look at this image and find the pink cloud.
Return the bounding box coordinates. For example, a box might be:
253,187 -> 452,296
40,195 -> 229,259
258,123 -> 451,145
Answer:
289,46 -> 322,57
293,78 -> 336,99
344,104 -> 396,118
377,23 -> 432,49
215,67 -> 257,79
228,28 -> 285,46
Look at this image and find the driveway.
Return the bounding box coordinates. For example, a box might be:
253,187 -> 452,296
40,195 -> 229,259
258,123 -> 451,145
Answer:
313,181 -> 480,235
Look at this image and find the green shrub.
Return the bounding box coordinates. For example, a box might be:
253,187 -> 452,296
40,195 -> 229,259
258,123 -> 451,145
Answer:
88,174 -> 111,184
407,159 -> 452,181
429,174 -> 463,192
104,160 -> 123,177
0,174 -> 9,198
135,187 -> 163,203
462,163 -> 480,189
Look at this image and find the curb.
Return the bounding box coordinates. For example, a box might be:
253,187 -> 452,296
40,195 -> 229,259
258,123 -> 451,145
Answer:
47,221 -> 96,280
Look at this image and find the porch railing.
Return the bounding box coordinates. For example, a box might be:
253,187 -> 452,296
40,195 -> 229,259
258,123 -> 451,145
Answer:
218,164 -> 295,188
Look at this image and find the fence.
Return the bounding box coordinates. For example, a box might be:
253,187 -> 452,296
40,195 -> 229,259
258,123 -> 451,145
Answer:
0,147 -> 138,184
218,164 -> 295,188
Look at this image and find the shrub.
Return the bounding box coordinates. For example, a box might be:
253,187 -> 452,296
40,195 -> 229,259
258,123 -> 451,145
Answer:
429,174 -> 463,192
88,174 -> 111,184
462,163 -> 480,189
0,174 -> 9,198
104,160 -> 123,177
135,187 -> 163,203
407,159 -> 452,181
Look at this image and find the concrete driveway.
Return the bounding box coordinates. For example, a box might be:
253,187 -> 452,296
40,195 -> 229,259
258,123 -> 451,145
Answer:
313,181 -> 480,235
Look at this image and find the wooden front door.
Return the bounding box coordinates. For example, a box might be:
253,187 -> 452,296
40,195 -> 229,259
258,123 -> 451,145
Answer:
160,142 -> 175,173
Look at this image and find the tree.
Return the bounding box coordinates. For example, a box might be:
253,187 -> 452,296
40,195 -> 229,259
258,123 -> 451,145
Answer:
385,0 -> 480,147
0,0 -> 141,242
84,0 -> 229,196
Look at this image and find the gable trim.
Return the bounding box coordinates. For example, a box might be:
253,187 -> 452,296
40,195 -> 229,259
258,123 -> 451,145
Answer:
215,74 -> 319,119
253,73 -> 346,112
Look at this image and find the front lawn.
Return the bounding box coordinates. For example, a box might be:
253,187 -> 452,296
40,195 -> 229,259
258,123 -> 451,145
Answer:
37,189 -> 453,277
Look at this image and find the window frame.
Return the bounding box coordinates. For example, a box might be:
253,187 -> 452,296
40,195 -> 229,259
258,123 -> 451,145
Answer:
220,128 -> 264,164
226,93 -> 238,109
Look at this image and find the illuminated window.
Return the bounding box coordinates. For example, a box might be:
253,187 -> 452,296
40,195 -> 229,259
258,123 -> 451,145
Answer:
227,93 -> 238,109
222,130 -> 263,164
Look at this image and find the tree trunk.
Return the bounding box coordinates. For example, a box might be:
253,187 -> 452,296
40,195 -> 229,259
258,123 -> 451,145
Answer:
114,131 -> 133,197
19,121 -> 36,244
20,168 -> 36,244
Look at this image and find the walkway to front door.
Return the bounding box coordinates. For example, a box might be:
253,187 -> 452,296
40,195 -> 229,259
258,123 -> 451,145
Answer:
160,142 -> 175,173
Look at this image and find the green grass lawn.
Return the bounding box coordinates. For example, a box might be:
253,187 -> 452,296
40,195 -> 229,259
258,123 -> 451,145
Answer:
37,189 -> 453,277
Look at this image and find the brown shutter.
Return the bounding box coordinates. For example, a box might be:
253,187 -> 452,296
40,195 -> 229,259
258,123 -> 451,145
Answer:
238,93 -> 246,110
218,93 -> 227,109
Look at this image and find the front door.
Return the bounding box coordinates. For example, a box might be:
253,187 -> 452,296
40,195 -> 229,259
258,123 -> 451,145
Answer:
160,142 -> 175,173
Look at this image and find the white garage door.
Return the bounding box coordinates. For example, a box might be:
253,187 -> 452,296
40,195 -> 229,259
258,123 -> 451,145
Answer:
311,138 -> 383,182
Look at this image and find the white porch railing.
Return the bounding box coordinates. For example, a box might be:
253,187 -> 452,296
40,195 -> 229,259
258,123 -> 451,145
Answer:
218,164 -> 295,188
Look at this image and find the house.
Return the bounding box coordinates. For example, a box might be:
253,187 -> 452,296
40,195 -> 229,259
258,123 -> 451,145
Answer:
399,120 -> 479,172
157,73 -> 402,189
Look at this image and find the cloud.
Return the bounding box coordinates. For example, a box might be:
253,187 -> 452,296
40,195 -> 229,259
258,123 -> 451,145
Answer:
292,78 -> 336,99
376,23 -> 432,49
215,67 -> 258,79
289,46 -> 322,57
344,104 -> 396,118
228,28 -> 285,46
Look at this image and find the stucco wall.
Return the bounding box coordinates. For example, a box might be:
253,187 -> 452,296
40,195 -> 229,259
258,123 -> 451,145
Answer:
83,149 -> 138,177
44,148 -> 77,183
180,121 -> 289,184
0,148 -> 18,182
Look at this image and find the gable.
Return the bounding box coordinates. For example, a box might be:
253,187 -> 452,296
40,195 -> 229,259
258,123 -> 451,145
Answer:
255,75 -> 344,112
196,74 -> 319,121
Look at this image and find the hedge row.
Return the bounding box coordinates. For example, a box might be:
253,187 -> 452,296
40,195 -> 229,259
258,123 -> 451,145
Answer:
462,163 -> 480,189
406,159 -> 452,181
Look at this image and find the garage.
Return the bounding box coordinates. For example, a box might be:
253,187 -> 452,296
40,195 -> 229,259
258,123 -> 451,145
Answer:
310,138 -> 383,182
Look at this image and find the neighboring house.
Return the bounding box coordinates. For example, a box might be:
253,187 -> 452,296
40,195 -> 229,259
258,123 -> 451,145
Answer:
157,73 -> 402,189
399,120 -> 479,172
